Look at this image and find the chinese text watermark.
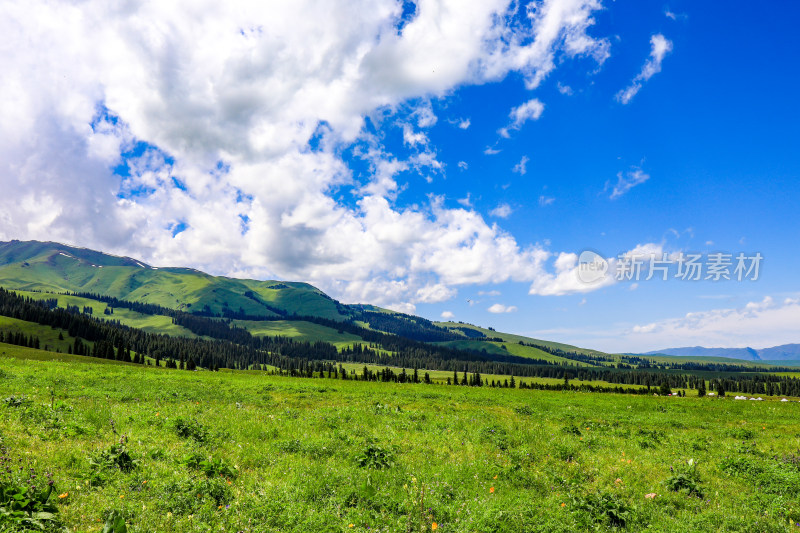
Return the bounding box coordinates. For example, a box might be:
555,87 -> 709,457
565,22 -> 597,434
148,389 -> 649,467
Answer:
577,250 -> 762,284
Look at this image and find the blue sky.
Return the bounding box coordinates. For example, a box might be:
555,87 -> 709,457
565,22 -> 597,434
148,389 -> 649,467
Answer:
2,0 -> 799,351
340,0 -> 800,350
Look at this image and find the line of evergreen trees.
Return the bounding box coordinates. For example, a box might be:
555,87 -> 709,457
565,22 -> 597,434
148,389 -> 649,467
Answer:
0,289 -> 693,380
5,288 -> 800,398
59,290 -> 795,375
265,362 -> 800,398
0,331 -> 40,350
33,290 -> 582,371
0,288 -> 571,377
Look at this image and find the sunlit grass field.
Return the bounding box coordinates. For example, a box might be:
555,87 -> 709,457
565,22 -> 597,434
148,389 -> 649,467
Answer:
2,348 -> 800,532
233,319 -> 366,349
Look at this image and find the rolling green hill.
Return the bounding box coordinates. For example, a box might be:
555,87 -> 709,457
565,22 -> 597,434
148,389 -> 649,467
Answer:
0,315 -> 82,353
14,290 -> 201,338
4,240 -> 786,372
0,240 -> 348,320
0,341 -> 133,365
1,240 -> 609,358
232,319 -> 366,349
436,321 -> 606,356
432,339 -> 596,366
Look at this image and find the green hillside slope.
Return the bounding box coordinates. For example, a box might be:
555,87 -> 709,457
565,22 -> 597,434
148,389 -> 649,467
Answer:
0,315 -> 82,353
0,240 -> 348,320
437,321 -> 605,356
3,241 -> 789,372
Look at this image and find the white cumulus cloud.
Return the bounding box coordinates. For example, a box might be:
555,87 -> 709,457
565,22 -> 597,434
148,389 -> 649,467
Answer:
625,296 -> 800,350
539,195 -> 555,206
488,303 -> 518,313
608,168 -> 650,199
616,34 -> 673,104
512,155 -> 529,175
0,0 -> 612,311
499,99 -> 545,137
529,243 -> 663,296
489,203 -> 513,218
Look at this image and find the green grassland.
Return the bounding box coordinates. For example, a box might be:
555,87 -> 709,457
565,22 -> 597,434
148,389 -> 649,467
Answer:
238,279 -> 346,319
0,343 -> 132,366
15,290 -> 201,338
0,315 -> 79,353
434,340 -> 598,367
3,353 -> 800,532
233,319 -> 366,348
435,323 -> 797,371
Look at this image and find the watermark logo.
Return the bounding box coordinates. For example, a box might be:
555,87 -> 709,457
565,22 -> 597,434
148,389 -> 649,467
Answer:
576,250 -> 763,284
577,250 -> 609,284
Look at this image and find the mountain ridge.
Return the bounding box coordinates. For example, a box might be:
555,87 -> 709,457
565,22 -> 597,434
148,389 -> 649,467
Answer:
0,239 -> 348,320
643,344 -> 800,361
0,240 -> 601,356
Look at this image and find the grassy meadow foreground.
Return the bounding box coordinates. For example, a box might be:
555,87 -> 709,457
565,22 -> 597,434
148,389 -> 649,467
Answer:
2,350 -> 800,532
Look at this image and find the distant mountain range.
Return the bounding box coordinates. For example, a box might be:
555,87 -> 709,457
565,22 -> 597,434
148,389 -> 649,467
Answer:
642,344 -> 800,361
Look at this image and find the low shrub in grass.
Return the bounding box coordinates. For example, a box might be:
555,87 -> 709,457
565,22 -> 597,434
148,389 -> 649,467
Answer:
727,428 -> 755,440
480,425 -> 510,450
100,510 -> 128,533
86,436 -> 138,487
636,428 -> 664,449
89,438 -> 138,473
2,394 -> 30,408
553,442 -> 579,463
573,491 -> 631,528
356,442 -> 395,470
664,459 -> 704,498
182,452 -> 237,479
174,417 -> 210,444
0,446 -> 67,533
514,405 -> 534,416
160,476 -> 234,516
